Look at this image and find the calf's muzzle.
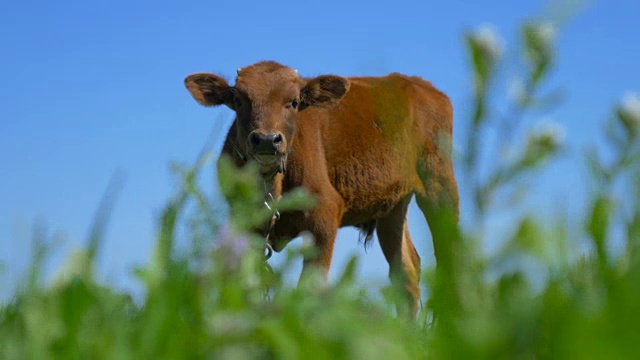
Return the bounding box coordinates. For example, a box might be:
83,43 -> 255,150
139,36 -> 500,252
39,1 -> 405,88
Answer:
249,131 -> 284,155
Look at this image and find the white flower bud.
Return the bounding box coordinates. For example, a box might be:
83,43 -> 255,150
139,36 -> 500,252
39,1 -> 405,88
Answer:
471,24 -> 504,62
620,92 -> 640,128
535,22 -> 556,47
530,119 -> 566,149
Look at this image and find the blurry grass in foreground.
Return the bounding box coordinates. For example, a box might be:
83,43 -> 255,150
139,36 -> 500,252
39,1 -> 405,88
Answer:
3,20 -> 640,359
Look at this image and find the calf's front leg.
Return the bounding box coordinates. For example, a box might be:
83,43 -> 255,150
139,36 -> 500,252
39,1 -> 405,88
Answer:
298,191 -> 344,286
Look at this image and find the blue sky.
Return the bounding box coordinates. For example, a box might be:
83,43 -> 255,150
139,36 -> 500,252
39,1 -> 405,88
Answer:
1,0 -> 639,298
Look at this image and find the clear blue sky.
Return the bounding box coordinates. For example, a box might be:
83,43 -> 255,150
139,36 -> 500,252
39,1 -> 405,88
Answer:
1,0 -> 639,299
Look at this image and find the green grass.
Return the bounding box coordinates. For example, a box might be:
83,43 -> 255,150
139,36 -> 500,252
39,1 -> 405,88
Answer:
3,19 -> 640,359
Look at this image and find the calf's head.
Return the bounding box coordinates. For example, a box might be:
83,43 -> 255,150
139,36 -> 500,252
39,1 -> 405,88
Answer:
185,61 -> 350,174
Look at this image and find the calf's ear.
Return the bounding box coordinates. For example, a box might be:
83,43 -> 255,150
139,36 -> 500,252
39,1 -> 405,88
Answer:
299,75 -> 350,111
184,73 -> 233,107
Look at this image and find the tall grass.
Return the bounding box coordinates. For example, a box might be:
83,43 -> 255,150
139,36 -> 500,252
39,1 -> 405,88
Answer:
2,20 -> 640,359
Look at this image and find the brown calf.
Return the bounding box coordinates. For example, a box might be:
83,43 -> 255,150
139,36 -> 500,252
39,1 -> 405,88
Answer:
184,61 -> 459,317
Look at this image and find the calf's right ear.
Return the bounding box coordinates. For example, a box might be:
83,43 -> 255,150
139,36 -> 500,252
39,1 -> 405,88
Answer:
184,73 -> 233,107
299,75 -> 350,111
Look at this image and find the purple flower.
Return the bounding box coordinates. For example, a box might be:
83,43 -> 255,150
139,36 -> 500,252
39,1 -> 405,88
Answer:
215,224 -> 251,270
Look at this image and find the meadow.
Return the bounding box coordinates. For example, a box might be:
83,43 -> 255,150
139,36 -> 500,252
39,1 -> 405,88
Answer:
2,21 -> 640,359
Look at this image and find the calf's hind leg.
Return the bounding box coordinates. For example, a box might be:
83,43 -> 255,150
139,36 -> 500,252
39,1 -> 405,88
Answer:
415,151 -> 461,317
376,197 -> 421,317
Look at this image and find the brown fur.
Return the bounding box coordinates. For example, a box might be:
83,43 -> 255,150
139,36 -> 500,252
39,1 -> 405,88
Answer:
184,61 -> 459,317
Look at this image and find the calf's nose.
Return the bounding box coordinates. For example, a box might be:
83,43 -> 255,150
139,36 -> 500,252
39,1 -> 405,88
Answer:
248,131 -> 283,154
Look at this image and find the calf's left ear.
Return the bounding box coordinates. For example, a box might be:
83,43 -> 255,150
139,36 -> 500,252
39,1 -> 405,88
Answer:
184,73 -> 233,107
299,75 -> 350,111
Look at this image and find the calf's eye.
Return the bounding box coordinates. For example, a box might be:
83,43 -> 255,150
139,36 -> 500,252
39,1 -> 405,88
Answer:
233,95 -> 243,109
290,99 -> 299,109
